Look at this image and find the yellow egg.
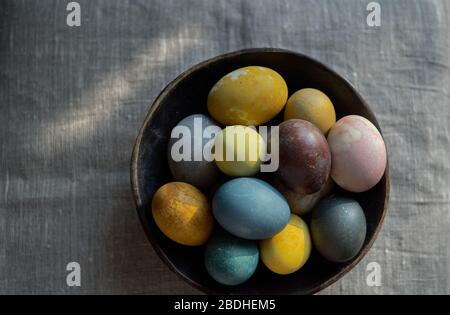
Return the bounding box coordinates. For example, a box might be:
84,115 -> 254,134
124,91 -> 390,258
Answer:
260,214 -> 312,275
214,125 -> 266,176
151,182 -> 214,246
284,88 -> 336,134
208,66 -> 288,126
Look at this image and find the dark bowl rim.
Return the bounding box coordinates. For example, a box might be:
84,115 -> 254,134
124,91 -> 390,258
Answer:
130,47 -> 390,295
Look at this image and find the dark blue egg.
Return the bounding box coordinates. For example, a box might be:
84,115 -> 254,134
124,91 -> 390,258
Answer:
168,114 -> 221,188
212,178 -> 290,240
205,230 -> 259,286
311,196 -> 367,263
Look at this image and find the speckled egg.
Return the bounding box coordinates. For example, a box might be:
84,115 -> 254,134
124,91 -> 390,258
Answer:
168,114 -> 221,188
152,182 -> 214,246
260,214 -> 311,275
311,196 -> 367,263
205,230 -> 259,286
274,176 -> 334,215
207,66 -> 288,126
327,115 -> 387,192
276,119 -> 331,194
214,125 -> 266,177
284,88 -> 336,134
212,178 -> 290,240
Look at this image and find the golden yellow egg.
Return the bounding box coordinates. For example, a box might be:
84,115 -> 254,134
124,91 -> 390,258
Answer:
207,66 -> 288,126
214,125 -> 266,177
151,182 -> 214,246
260,214 -> 312,275
284,88 -> 336,134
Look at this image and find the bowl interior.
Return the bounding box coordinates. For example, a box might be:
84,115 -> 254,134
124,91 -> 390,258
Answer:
131,49 -> 389,295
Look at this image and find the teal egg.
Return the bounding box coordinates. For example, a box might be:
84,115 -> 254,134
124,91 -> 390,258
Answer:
311,196 -> 367,263
205,230 -> 259,286
212,178 -> 290,240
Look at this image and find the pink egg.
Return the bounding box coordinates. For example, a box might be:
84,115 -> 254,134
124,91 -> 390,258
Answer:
327,115 -> 387,193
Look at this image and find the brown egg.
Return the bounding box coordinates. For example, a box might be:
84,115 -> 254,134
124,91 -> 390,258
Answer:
274,176 -> 335,215
276,119 -> 331,194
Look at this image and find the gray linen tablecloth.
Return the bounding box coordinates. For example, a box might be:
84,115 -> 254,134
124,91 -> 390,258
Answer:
1,0 -> 449,294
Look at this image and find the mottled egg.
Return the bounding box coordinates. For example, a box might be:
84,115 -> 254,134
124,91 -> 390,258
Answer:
311,196 -> 367,263
276,119 -> 331,194
212,178 -> 290,240
214,125 -> 266,177
327,115 -> 387,192
205,230 -> 259,286
260,214 -> 311,275
152,182 -> 214,246
207,66 -> 288,126
284,88 -> 336,134
168,114 -> 221,188
274,176 -> 334,215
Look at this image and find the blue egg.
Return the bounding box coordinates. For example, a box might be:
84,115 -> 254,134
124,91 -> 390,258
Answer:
212,178 -> 290,240
311,196 -> 367,263
205,230 -> 259,286
168,114 -> 221,188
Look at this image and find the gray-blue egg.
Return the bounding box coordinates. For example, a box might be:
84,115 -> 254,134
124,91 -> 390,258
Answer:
168,114 -> 221,189
205,230 -> 259,286
311,196 -> 367,263
212,178 -> 290,240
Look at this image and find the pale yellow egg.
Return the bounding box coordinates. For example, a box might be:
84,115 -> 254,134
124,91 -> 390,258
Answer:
214,125 -> 266,177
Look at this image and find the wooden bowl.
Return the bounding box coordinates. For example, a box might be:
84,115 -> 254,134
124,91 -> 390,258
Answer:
131,48 -> 389,295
